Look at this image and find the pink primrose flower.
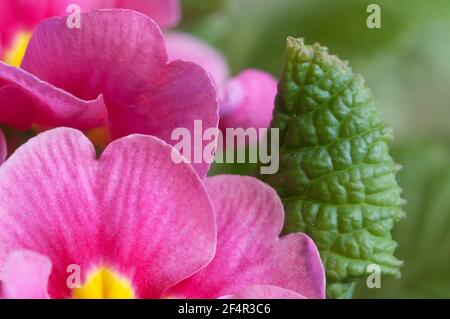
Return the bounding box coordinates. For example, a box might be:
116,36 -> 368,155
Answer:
0,128 -> 325,299
1,0 -> 180,56
0,10 -> 218,177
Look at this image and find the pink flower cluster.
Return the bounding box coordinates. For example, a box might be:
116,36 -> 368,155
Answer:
0,1 -> 325,299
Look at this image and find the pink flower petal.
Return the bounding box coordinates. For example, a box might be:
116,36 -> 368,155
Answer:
97,133 -> 216,298
1,250 -> 51,299
6,1 -> 57,28
0,0 -> 180,52
167,175 -> 326,299
0,128 -> 6,164
0,0 -> 51,54
111,0 -> 181,29
166,32 -> 230,96
0,1 -> 17,53
0,85 -> 34,130
220,69 -> 277,130
20,10 -> 218,177
164,32 -> 277,133
0,128 -> 102,298
0,128 -> 216,298
75,0 -> 181,28
0,0 -> 71,55
0,63 -> 107,130
21,10 -> 167,104
107,60 -> 218,178
220,285 -> 306,299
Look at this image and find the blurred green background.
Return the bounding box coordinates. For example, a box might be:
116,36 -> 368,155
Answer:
180,0 -> 450,298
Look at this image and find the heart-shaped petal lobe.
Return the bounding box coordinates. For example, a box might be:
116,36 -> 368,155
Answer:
17,10 -> 218,177
167,175 -> 326,299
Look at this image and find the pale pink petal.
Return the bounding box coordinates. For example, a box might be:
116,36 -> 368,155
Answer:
97,134 -> 216,298
0,62 -> 108,130
167,175 -> 326,299
0,128 -> 101,298
166,32 -> 230,96
0,128 -> 216,299
220,69 -> 277,130
0,128 -> 6,163
21,10 -> 218,177
220,285 -> 306,299
0,250 -> 51,299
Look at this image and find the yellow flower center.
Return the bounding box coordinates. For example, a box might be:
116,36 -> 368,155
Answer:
2,31 -> 31,67
72,267 -> 135,299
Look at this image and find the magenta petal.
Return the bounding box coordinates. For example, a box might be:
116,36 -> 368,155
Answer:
76,0 -> 181,28
113,0 -> 181,28
21,10 -> 167,104
220,285 -> 306,299
167,175 -> 326,299
0,0 -> 77,56
3,0 -> 60,28
0,1 -> 17,53
109,60 -> 219,177
0,62 -> 108,130
166,32 -> 230,96
220,69 -> 277,130
1,250 -> 51,299
0,128 -> 216,298
0,0 -> 53,54
0,0 -> 180,54
21,10 -> 218,177
0,85 -> 34,130
0,128 -> 6,164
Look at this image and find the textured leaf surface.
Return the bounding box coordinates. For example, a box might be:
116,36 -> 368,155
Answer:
263,38 -> 405,298
357,138 -> 450,298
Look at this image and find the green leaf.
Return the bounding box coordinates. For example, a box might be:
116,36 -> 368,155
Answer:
181,0 -> 227,19
356,137 -> 450,298
209,146 -> 259,177
262,38 -> 405,298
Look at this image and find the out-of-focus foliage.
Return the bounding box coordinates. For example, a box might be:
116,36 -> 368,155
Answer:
181,0 -> 227,24
178,0 -> 229,42
356,137 -> 450,298
185,0 -> 450,298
